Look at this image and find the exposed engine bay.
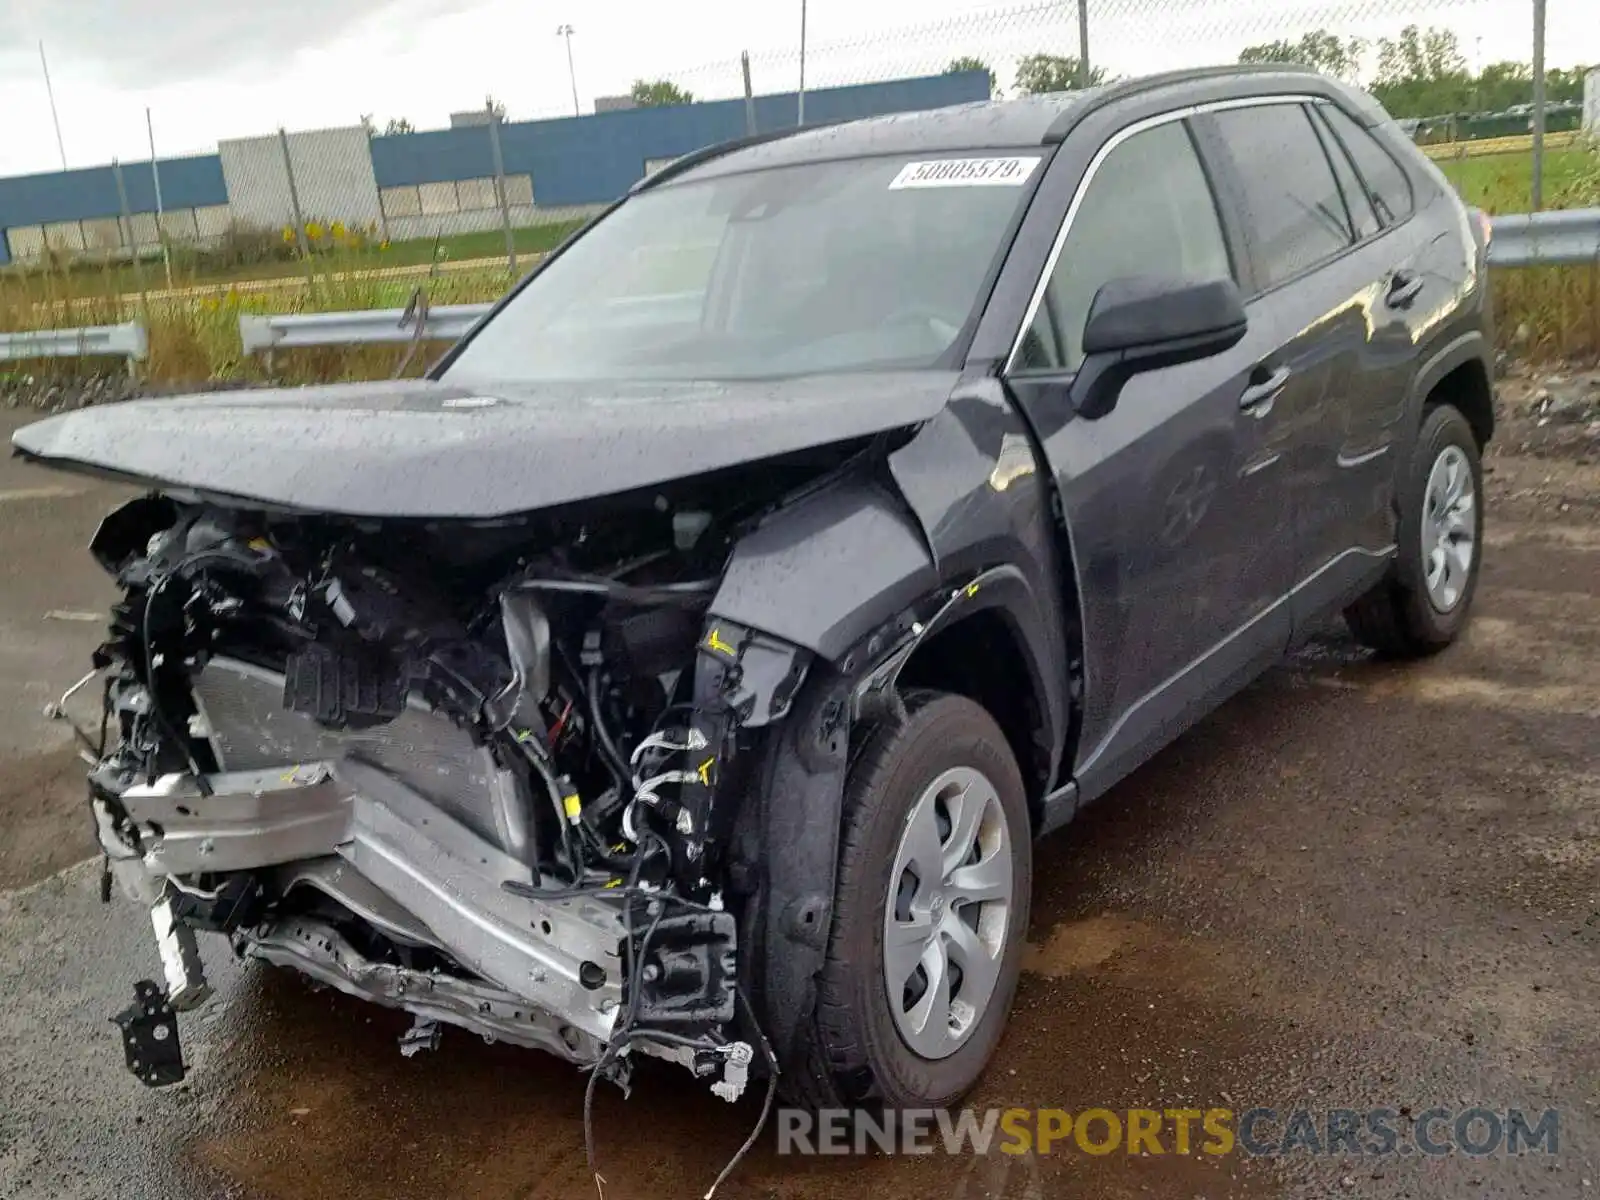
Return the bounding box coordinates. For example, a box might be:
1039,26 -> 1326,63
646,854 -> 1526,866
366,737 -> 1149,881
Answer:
70,454 -> 853,1119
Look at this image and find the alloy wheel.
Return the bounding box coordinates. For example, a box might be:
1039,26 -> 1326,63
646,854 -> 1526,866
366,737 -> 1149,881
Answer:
882,766 -> 1014,1060
1421,443 -> 1476,612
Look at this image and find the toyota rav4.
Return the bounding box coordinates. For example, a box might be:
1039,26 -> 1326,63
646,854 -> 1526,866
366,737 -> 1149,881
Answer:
13,66 -> 1493,1130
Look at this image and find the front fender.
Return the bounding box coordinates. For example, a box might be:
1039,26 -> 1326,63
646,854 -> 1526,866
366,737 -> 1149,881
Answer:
708,478 -> 938,663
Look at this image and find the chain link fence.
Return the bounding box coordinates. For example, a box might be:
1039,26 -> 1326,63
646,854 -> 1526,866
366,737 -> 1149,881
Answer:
655,0 -> 1568,105
2,0 -> 1590,288
223,0 -> 1587,285
648,0 -> 1589,210
0,0 -> 1594,375
219,109 -> 543,287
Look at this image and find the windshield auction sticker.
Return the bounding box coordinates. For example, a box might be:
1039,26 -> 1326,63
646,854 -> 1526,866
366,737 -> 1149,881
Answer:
889,156 -> 1042,189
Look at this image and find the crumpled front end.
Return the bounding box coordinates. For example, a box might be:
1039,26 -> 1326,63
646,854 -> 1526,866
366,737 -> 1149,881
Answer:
73,465 -> 823,1102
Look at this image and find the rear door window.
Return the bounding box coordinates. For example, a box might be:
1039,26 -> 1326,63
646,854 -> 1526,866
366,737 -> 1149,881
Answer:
1210,103 -> 1356,289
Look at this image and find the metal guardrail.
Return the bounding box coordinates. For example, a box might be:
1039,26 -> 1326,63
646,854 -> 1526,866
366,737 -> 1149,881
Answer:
1488,208 -> 1600,268
0,321 -> 148,367
232,211 -> 1596,352
238,304 -> 493,355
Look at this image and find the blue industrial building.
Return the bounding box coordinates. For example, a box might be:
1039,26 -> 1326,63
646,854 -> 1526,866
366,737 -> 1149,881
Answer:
0,71 -> 989,265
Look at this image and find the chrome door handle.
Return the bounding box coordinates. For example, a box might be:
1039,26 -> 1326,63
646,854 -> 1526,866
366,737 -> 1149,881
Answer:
1240,365 -> 1290,416
1387,270 -> 1425,309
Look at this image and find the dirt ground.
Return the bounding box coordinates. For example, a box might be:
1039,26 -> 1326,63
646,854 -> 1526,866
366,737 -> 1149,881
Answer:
0,375 -> 1596,1200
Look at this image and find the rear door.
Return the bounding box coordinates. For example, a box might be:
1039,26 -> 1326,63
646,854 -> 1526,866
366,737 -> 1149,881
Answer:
1002,115 -> 1294,800
1196,100 -> 1419,632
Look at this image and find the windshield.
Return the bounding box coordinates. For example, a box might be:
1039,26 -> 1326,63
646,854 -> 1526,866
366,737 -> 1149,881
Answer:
442,151 -> 1042,383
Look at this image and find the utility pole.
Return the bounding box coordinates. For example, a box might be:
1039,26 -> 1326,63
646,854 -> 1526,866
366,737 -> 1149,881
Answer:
278,128 -> 315,289
1531,0 -> 1547,210
146,107 -> 172,291
1076,0 -> 1091,89
797,0 -> 808,126
557,25 -> 580,117
39,41 -> 68,170
742,52 -> 758,136
486,101 -> 517,275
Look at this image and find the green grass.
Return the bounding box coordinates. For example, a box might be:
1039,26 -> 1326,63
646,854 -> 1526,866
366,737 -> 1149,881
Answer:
1436,146 -> 1597,213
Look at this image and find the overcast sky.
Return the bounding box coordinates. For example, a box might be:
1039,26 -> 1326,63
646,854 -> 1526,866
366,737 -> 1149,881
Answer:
0,0 -> 1592,176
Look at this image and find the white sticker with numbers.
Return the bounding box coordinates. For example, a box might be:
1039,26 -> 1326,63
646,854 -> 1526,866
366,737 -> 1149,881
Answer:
888,156 -> 1042,189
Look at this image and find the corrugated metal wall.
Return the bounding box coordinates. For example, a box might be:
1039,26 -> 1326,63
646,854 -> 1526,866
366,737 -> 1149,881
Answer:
370,73 -> 990,207
0,156 -> 228,263
219,127 -> 384,230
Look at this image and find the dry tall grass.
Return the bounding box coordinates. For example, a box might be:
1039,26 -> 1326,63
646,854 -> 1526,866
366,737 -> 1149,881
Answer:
1450,141 -> 1600,363
0,240 -> 513,390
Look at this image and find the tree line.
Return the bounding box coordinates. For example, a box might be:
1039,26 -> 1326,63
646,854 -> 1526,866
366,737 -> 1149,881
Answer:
627,55 -> 1106,110
1237,26 -> 1588,119
396,28 -> 1586,123
940,28 -> 1587,120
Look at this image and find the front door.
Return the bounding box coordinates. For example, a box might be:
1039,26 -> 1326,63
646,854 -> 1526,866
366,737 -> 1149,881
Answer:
1003,115 -> 1294,802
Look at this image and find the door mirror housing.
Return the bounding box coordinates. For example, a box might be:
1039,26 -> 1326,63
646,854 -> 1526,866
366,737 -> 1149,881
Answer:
1071,276 -> 1248,419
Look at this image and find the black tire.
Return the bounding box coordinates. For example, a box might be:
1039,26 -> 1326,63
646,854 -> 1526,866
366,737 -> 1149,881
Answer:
809,690 -> 1031,1111
1345,402 -> 1484,657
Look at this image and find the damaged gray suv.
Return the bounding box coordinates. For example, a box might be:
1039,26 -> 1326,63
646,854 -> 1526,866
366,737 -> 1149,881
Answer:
14,67 -> 1493,1122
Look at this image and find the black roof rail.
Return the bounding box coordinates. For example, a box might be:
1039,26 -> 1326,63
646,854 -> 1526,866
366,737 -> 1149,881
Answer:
1041,62 -> 1327,142
630,121 -> 844,193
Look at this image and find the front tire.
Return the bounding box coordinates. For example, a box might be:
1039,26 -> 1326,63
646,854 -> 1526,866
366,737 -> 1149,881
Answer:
811,691 -> 1031,1110
1346,402 -> 1484,657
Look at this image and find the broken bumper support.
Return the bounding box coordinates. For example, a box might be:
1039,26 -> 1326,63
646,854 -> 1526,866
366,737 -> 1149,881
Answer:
97,758 -> 629,1064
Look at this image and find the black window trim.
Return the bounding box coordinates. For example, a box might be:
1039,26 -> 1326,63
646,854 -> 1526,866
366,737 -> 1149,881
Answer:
1311,98 -> 1417,232
1004,92 -> 1326,373
1191,98 -> 1406,302
1202,101 -> 1358,296
1305,102 -> 1377,243
1006,117 -> 1236,377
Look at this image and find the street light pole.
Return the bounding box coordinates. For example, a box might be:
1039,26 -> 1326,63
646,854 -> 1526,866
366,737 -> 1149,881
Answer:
39,41 -> 68,170
557,25 -> 580,117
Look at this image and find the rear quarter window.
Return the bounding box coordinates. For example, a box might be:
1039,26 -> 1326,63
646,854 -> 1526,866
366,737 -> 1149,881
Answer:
1317,102 -> 1415,225
1208,102 -> 1356,290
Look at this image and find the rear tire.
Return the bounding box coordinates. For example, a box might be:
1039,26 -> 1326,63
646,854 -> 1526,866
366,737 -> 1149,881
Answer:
810,690 -> 1031,1110
1345,402 -> 1483,657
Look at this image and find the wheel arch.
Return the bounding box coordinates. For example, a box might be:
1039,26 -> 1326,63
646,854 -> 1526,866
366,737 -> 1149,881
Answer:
1408,331 -> 1494,449
896,609 -> 1047,817
1424,355 -> 1494,450
853,564 -> 1074,828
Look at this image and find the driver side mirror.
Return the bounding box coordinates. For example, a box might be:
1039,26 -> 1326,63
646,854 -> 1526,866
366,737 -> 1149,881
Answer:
1070,276 -> 1248,420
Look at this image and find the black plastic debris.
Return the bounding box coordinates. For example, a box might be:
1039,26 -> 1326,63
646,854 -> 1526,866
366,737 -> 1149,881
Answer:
112,980 -> 186,1087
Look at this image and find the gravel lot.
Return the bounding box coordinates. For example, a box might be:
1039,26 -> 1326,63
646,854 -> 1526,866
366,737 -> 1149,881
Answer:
0,376 -> 1596,1200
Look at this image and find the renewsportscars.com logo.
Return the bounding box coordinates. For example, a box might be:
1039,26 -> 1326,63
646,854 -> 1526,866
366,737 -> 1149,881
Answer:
777,1107 -> 1561,1159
